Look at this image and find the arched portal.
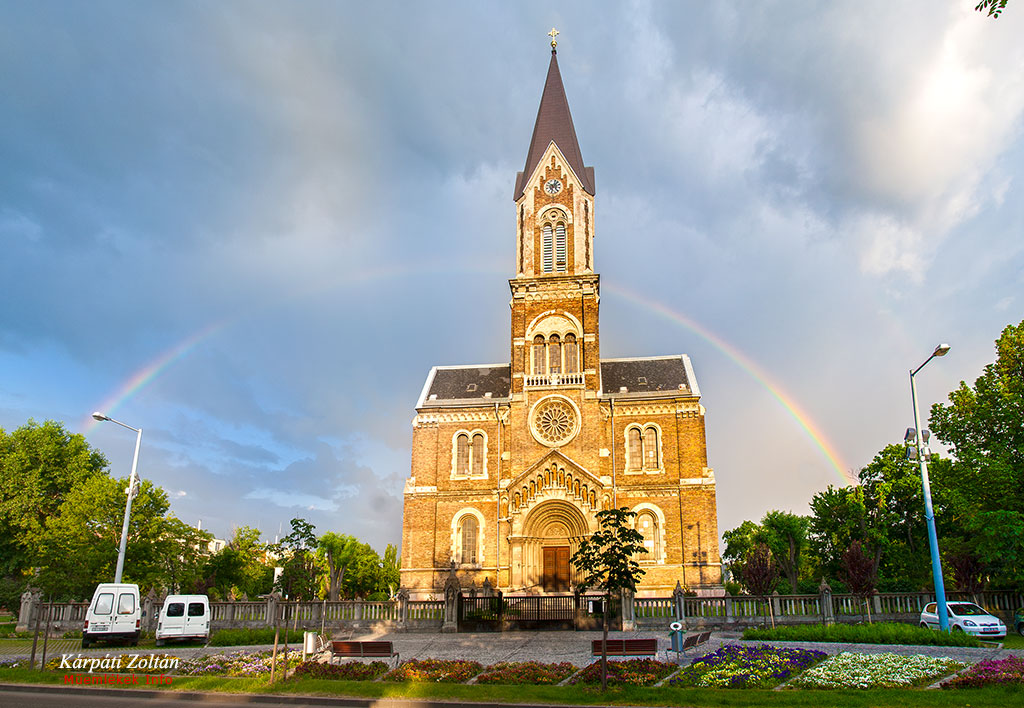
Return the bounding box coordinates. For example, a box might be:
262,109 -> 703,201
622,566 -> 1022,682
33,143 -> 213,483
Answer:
512,500 -> 592,592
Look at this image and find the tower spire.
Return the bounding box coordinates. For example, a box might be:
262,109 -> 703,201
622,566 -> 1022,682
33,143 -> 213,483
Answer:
513,37 -> 595,200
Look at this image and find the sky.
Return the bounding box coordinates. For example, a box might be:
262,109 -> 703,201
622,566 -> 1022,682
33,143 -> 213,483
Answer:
2,1 -> 1023,556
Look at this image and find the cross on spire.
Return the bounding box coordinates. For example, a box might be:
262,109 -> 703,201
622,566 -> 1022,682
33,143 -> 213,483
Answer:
548,27 -> 559,51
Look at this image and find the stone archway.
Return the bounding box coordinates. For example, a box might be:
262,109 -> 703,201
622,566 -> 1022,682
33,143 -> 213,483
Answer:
510,499 -> 592,592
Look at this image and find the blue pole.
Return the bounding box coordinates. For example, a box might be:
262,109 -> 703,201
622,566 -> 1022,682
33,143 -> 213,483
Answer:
910,365 -> 949,631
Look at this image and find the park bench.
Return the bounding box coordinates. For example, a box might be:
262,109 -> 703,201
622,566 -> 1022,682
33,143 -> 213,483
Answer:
330,640 -> 400,667
591,638 -> 658,657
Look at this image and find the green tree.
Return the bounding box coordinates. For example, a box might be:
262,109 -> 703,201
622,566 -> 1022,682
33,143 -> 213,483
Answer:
156,516 -> 212,594
0,420 -> 108,584
35,474 -> 172,599
339,543 -> 383,599
227,526 -> 275,598
317,532 -> 360,601
758,511 -> 809,594
274,518 -> 321,600
571,507 -> 646,691
381,543 -> 401,598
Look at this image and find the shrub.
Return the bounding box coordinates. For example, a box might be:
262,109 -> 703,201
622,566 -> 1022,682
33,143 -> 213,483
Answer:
293,660 -> 389,681
743,622 -> 980,647
571,658 -> 677,686
474,661 -> 576,685
942,656 -> 1024,688
671,644 -> 827,688
383,659 -> 482,683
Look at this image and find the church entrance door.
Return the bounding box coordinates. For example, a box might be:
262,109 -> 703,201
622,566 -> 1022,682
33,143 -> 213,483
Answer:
542,546 -> 570,592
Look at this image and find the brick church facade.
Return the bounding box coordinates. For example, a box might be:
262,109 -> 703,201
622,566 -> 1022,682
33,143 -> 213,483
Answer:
400,45 -> 722,598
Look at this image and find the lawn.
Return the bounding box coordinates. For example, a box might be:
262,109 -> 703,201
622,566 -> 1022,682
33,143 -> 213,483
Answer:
0,668 -> 1021,707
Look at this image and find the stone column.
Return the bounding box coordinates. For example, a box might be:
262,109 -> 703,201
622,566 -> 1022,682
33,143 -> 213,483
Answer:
397,588 -> 409,628
672,580 -> 687,627
620,588 -> 635,631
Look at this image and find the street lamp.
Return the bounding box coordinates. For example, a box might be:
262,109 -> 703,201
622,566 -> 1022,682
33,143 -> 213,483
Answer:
908,344 -> 950,631
92,412 -> 143,584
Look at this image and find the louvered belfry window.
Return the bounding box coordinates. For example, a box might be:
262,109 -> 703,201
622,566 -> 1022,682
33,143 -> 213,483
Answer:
542,224 -> 554,272
533,335 -> 546,375
564,334 -> 578,373
555,223 -> 567,271
548,335 -> 561,375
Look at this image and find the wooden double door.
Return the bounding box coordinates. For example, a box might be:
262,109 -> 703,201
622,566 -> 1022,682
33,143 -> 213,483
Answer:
542,546 -> 570,592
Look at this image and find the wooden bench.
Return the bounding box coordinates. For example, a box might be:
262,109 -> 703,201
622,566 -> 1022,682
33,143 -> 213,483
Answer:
591,638 -> 658,657
330,640 -> 400,666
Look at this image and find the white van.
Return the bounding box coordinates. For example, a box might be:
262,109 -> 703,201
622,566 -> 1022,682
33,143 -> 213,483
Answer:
82,583 -> 141,647
156,594 -> 210,646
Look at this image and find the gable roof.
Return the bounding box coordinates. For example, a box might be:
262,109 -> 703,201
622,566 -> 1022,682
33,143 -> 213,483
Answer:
514,50 -> 595,200
416,364 -> 512,408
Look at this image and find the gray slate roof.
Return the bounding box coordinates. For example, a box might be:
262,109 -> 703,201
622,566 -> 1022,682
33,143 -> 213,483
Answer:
418,365 -> 512,407
600,356 -> 691,396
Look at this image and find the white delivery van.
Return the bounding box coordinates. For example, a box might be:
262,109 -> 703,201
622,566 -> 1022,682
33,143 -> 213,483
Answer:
155,594 -> 210,646
82,583 -> 141,647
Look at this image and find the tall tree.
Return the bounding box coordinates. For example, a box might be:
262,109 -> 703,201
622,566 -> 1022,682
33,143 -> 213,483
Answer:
317,532 -> 360,601
758,511 -> 809,594
0,420 -> 108,582
571,507 -> 646,691
274,518 -> 321,600
739,543 -> 779,628
381,544 -> 401,598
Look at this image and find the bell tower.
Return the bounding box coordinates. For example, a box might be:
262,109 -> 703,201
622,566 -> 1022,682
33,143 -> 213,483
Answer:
509,33 -> 600,397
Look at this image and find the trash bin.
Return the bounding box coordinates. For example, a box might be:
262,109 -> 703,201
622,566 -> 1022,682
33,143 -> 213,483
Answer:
303,631 -> 319,656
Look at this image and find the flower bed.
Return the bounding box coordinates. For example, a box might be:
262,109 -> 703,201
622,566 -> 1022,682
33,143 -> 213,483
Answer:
789,651 -> 964,689
293,660 -> 389,681
177,649 -> 301,677
474,661 -> 576,684
670,644 -> 828,688
941,656 -> 1024,688
571,658 -> 677,686
382,658 -> 482,683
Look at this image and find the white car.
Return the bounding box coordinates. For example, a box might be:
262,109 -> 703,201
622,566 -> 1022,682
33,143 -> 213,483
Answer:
920,602 -> 1006,639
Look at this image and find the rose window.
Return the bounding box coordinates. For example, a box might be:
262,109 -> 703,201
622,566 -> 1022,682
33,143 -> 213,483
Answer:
533,398 -> 578,446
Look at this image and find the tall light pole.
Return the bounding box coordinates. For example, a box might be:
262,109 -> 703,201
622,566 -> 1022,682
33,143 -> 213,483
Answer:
92,412 -> 142,584
909,344 -> 950,631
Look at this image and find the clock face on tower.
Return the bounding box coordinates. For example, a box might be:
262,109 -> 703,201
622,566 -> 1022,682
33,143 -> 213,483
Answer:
544,178 -> 562,195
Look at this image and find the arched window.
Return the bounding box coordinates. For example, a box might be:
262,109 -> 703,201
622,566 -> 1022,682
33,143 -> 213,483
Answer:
456,433 -> 470,475
471,433 -> 485,476
636,511 -> 659,560
548,334 -> 561,375
542,224 -> 554,272
460,516 -> 478,564
627,428 -> 642,471
555,223 -> 567,271
563,334 -> 578,374
533,335 -> 546,375
644,427 -> 659,470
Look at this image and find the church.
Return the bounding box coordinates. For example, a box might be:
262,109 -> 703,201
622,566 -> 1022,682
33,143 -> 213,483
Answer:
400,37 -> 722,598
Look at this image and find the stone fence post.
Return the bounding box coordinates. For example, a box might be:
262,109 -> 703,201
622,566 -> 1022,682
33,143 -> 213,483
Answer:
819,580 -> 834,626
267,592 -> 281,627
442,564 -> 460,633
672,581 -> 687,627
17,588 -> 40,632
142,589 -> 157,633
620,588 -> 635,631
397,588 -> 409,628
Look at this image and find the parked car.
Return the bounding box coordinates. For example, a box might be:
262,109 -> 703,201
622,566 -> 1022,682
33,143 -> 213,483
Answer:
919,602 -> 1006,639
1015,607 -> 1024,637
155,594 -> 210,646
82,583 -> 141,647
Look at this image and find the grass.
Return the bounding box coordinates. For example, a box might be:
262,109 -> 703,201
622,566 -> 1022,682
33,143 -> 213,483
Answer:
208,627 -> 282,647
0,668 -> 1021,706
743,622 -> 981,647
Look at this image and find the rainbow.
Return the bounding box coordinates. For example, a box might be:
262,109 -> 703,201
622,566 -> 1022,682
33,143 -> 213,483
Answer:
606,283 -> 854,486
83,320 -> 226,433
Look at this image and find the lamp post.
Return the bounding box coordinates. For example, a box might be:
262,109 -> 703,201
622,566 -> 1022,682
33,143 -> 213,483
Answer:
909,344 -> 950,631
92,412 -> 142,584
